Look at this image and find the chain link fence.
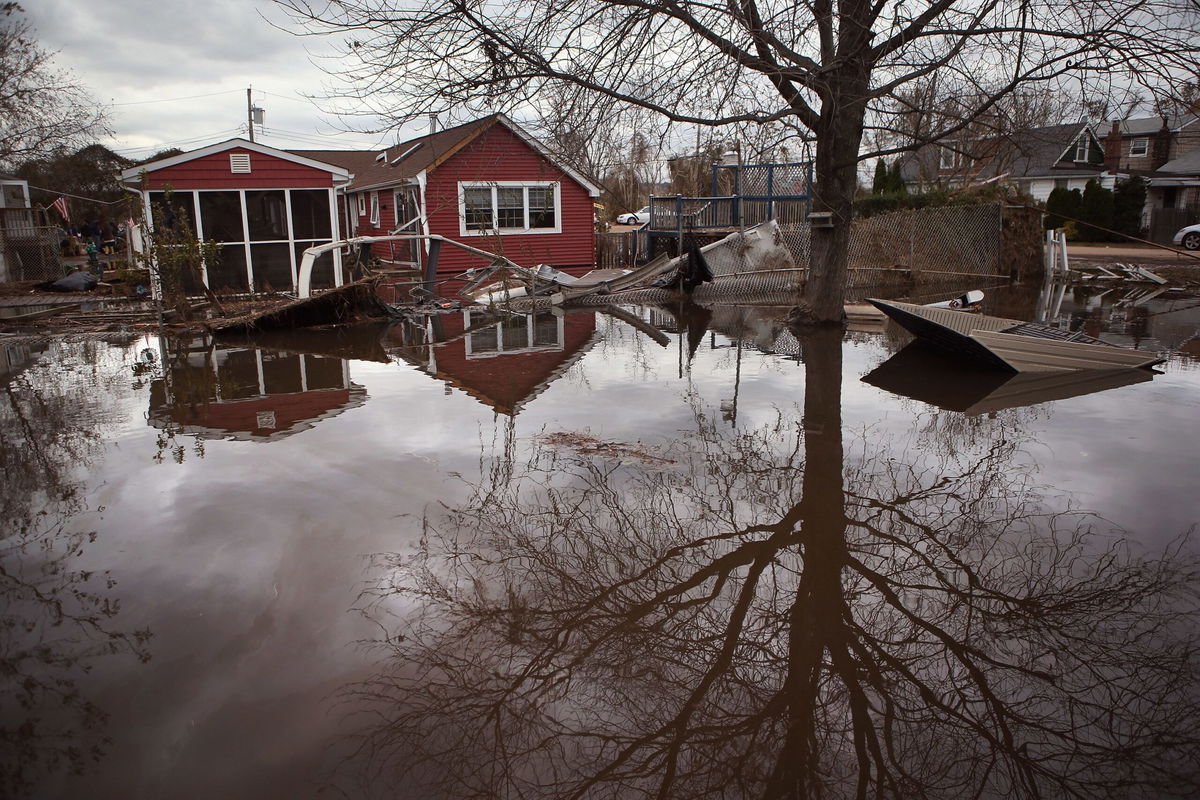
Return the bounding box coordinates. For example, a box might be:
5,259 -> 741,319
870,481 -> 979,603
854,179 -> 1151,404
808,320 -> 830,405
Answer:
1,209 -> 64,283
588,203 -> 1026,302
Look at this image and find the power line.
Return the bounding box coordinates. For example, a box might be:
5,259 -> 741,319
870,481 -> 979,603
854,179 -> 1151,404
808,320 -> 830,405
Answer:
111,89 -> 244,107
111,128 -> 245,156
27,185 -> 123,205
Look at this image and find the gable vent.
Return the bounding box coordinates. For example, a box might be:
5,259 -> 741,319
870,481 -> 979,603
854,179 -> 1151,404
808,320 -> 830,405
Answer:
229,153 -> 252,173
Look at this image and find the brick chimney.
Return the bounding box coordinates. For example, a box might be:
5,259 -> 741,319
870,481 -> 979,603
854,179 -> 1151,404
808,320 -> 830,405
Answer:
1103,121 -> 1122,170
1151,118 -> 1172,169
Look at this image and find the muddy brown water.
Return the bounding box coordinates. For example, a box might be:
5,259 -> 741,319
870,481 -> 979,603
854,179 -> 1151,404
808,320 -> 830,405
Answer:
3,284 -> 1200,799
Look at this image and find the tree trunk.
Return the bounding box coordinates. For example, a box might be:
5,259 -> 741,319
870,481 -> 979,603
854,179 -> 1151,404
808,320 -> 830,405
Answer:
804,72 -> 871,324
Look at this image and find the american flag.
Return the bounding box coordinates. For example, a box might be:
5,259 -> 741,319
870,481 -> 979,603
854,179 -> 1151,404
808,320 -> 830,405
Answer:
50,195 -> 70,222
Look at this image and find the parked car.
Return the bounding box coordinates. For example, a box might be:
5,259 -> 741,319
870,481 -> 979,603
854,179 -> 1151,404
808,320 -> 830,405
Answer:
616,206 -> 651,225
1173,223 -> 1200,250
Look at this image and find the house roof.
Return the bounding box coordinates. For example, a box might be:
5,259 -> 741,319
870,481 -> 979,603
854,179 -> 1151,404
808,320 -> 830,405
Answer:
1107,113 -> 1200,137
289,116 -> 498,192
900,122 -> 1103,184
119,115 -> 602,197
1157,149 -> 1200,175
118,138 -> 353,183
291,114 -> 602,196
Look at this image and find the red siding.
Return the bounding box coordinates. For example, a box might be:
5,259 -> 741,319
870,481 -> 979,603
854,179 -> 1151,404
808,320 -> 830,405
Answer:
357,125 -> 595,274
423,125 -> 595,274
384,310 -> 597,414
349,188 -> 401,249
143,148 -> 337,190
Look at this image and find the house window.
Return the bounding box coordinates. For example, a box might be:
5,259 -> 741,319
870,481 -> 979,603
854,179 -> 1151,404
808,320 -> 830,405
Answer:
459,182 -> 561,235
1130,137 -> 1149,157
463,309 -> 564,357
369,192 -> 380,227
357,195 -> 366,216
1074,136 -> 1091,162
939,144 -> 957,170
939,143 -> 970,171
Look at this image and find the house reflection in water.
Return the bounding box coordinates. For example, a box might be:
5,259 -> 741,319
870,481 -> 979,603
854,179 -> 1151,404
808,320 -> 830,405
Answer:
387,308 -> 598,415
148,335 -> 367,442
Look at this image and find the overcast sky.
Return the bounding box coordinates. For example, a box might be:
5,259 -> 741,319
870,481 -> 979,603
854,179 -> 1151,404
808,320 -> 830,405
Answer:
29,0 -> 431,158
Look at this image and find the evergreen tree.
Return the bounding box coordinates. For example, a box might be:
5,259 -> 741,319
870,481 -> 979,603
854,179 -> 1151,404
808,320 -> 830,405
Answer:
1112,177 -> 1147,238
887,161 -> 908,195
1080,179 -> 1115,241
872,159 -> 888,194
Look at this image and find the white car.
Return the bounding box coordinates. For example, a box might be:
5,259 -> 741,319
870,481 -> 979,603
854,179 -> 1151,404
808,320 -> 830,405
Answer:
616,207 -> 651,225
1173,223 -> 1200,250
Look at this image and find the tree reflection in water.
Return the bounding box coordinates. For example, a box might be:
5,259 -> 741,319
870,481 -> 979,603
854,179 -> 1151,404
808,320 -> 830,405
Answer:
0,340 -> 153,796
345,326 -> 1200,800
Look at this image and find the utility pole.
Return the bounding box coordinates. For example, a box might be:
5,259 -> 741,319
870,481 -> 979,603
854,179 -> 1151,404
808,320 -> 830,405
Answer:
246,87 -> 265,142
247,88 -> 255,142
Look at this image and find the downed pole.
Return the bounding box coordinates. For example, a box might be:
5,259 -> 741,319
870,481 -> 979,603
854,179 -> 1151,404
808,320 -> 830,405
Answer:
209,278 -> 394,335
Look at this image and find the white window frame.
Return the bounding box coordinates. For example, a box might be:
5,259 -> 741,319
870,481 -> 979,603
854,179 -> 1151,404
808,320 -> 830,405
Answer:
458,181 -> 562,237
369,192 -> 380,227
462,309 -> 565,358
357,194 -> 366,216
1074,136 -> 1091,162
1130,137 -> 1149,157
143,186 -> 341,293
939,143 -> 969,170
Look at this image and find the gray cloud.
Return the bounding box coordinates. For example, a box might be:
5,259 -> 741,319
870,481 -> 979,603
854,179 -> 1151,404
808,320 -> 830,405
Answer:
24,0 -> 392,154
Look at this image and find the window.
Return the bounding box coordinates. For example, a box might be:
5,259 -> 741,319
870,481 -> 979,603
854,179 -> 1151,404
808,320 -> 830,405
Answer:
245,190 -> 288,241
198,191 -> 245,242
939,143 -> 967,170
357,195 -> 366,216
464,310 -> 563,357
369,192 -> 380,227
290,190 -> 331,239
463,187 -> 493,231
459,182 -> 561,235
1130,137 -> 1149,157
1074,136 -> 1091,162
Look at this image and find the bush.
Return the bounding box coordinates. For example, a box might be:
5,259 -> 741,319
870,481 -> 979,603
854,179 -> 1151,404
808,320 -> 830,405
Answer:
854,182 -> 1025,219
1045,187 -> 1082,230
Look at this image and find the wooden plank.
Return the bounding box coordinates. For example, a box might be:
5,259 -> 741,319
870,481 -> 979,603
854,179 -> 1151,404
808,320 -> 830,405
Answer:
4,303 -> 81,321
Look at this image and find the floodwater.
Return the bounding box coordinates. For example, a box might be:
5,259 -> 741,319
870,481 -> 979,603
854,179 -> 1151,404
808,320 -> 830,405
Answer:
3,283 -> 1200,799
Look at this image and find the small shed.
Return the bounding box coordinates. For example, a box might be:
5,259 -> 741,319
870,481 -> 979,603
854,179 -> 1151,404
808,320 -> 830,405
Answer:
120,141 -> 352,293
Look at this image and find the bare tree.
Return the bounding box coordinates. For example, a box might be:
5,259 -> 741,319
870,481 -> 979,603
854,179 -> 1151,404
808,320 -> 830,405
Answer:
334,326 -> 1200,799
0,3 -> 108,170
276,0 -> 1200,321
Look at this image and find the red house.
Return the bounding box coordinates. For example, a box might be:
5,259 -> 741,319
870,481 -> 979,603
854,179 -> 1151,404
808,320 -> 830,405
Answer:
124,115 -> 601,294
